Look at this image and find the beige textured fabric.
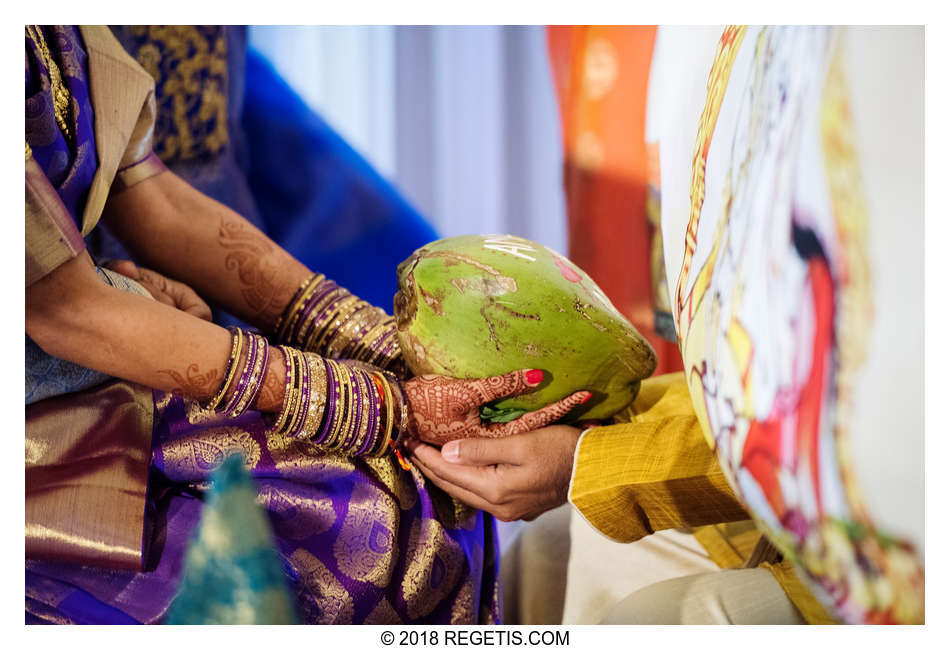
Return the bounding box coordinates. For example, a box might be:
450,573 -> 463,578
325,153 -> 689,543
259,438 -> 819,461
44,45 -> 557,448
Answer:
501,505 -> 573,624
601,567 -> 806,625
77,25 -> 161,236
562,509 -> 719,624
501,504 -> 721,624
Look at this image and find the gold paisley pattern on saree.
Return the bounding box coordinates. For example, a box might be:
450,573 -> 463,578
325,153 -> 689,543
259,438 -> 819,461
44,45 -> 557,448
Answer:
364,597 -> 402,624
481,579 -> 502,624
333,481 -> 399,586
362,456 -> 419,511
123,25 -> 229,163
429,483 -> 479,532
289,548 -> 355,624
401,518 -> 465,620
160,426 -> 262,478
256,482 -> 336,540
265,434 -> 355,482
450,577 -> 477,624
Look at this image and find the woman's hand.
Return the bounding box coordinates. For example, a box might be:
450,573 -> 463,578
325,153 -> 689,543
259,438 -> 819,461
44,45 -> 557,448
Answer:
402,369 -> 590,446
106,260 -> 212,321
403,424 -> 583,521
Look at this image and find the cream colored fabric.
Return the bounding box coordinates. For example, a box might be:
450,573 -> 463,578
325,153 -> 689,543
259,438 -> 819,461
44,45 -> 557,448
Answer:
500,505 -> 573,625
562,509 -> 719,624
601,567 -> 806,625
501,504 -> 721,624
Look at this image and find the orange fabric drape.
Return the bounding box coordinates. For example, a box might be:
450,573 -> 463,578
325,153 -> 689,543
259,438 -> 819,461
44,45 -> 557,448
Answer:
547,26 -> 681,374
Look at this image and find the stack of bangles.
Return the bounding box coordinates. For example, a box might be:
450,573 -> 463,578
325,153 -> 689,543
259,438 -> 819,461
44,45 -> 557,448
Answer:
202,327 -> 270,418
273,273 -> 403,373
201,327 -> 409,459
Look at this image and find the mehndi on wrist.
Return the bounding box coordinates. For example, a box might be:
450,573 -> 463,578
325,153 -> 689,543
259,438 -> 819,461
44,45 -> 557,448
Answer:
273,273 -> 404,374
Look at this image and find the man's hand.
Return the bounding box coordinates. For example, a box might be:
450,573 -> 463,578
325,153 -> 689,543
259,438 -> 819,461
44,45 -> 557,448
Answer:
106,260 -> 212,321
403,425 -> 582,521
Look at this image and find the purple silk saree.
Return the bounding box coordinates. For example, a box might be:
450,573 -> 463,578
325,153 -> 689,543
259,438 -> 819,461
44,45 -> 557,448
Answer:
27,391 -> 501,624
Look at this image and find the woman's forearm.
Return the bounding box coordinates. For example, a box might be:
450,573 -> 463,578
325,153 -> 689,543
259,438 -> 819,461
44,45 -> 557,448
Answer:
26,251 -> 286,411
101,171 -> 312,331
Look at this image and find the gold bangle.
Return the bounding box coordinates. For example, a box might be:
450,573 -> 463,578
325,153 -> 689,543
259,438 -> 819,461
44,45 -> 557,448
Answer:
274,274 -> 321,342
205,328 -> 244,411
306,292 -> 355,354
324,360 -> 348,450
301,354 -> 328,439
354,318 -> 393,362
288,348 -> 312,438
372,372 -> 396,457
279,274 -> 324,344
268,345 -> 296,435
314,295 -> 363,355
297,286 -> 345,349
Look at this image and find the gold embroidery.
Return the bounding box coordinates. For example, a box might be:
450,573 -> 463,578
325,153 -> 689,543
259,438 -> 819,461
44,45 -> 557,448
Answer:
334,481 -> 399,586
450,577 -> 477,624
160,426 -> 262,476
124,26 -> 229,163
429,483 -> 478,531
25,26 -> 72,142
257,483 -> 336,541
265,434 -> 354,481
364,597 -> 402,624
401,518 -> 464,619
289,548 -> 354,624
362,456 -> 419,511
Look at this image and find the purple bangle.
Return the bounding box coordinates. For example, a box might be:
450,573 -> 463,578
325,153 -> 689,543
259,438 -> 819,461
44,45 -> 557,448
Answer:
340,369 -> 365,452
306,291 -> 350,354
357,373 -> 381,456
287,351 -> 311,439
222,331 -> 259,416
292,281 -> 339,347
244,340 -> 269,414
314,358 -> 337,445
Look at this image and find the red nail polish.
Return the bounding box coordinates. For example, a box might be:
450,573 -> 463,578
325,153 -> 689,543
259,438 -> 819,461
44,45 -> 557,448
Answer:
581,391 -> 593,404
526,369 -> 544,385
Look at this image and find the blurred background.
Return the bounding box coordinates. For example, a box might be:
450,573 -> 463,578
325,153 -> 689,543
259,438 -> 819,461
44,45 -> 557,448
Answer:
249,25 -> 568,251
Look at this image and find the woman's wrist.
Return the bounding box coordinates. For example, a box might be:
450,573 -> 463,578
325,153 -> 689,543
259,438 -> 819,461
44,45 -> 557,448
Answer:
271,273 -> 406,375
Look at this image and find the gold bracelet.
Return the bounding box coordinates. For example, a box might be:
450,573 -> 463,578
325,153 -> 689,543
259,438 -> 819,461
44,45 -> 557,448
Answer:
313,295 -> 363,355
306,293 -> 357,354
372,372 -> 396,457
267,345 -> 297,435
297,286 -> 345,349
205,328 -> 244,411
277,274 -> 325,344
300,354 -> 328,439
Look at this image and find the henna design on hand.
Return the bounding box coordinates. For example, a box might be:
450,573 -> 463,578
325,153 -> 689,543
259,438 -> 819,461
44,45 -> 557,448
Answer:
218,215 -> 293,324
403,369 -> 591,446
157,364 -> 220,399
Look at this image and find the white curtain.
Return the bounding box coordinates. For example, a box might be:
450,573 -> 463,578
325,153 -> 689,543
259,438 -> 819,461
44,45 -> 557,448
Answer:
249,25 -> 568,254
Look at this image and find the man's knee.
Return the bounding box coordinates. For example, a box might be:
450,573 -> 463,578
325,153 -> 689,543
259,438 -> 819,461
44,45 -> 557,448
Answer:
601,567 -> 806,625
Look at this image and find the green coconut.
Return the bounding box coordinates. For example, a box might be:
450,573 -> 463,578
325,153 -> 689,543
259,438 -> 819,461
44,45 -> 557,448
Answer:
393,234 -> 657,423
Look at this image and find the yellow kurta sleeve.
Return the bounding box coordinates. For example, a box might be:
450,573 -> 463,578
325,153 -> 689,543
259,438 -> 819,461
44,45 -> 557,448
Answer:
568,372 -> 749,542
